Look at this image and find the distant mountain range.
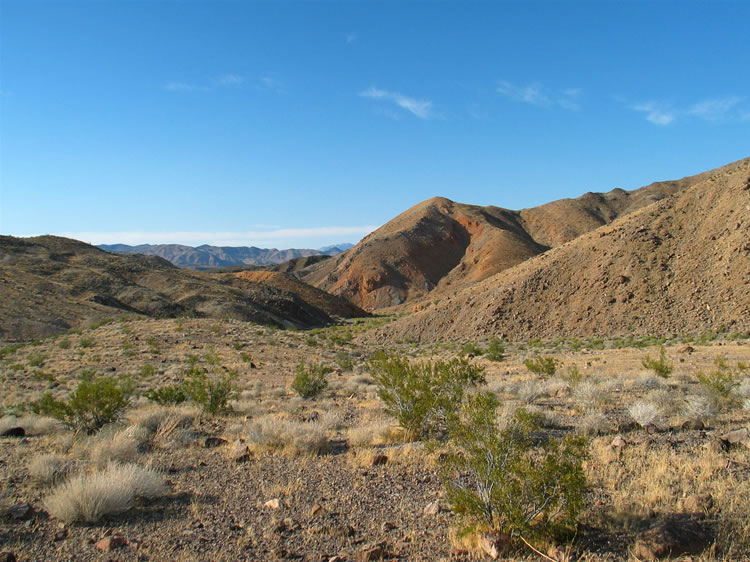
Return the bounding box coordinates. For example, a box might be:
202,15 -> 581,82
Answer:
98,243 -> 354,270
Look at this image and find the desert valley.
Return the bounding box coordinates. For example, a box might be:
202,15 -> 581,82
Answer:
1,157 -> 749,561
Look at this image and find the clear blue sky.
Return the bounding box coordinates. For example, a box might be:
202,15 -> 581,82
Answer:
1,0 -> 748,248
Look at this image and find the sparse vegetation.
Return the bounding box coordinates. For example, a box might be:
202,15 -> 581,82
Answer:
292,360 -> 332,398
44,463 -> 166,523
183,368 -> 237,415
441,392 -> 587,543
486,337 -> 506,362
696,356 -> 741,408
32,375 -> 132,434
641,346 -> 673,378
523,355 -> 559,376
368,353 -> 485,440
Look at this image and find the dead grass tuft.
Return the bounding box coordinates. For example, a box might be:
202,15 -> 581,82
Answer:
44,463 -> 167,523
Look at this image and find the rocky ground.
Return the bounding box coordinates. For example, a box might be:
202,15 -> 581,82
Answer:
1,317 -> 750,561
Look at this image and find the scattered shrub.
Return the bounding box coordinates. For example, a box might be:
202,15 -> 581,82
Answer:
145,384 -> 187,405
524,356 -> 559,376
628,401 -> 662,428
335,351 -> 354,371
292,361 -> 332,399
441,393 -> 587,542
32,376 -> 132,434
183,369 -> 237,415
683,394 -> 719,423
696,356 -> 741,407
140,364 -> 156,377
460,342 -> 484,357
27,352 -> 47,368
79,336 -> 94,348
368,353 -> 485,440
44,463 -> 166,523
562,366 -> 583,386
486,338 -> 506,362
641,346 -> 673,378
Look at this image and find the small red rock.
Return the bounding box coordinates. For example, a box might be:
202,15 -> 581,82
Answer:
370,454 -> 388,466
95,535 -> 127,552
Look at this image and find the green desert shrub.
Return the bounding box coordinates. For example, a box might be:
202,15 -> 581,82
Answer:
292,361 -> 333,399
696,356 -> 741,408
368,353 -> 485,440
460,342 -> 484,357
182,369 -> 237,415
524,356 -> 559,376
144,384 -> 187,406
32,375 -> 132,434
641,346 -> 673,378
441,392 -> 587,542
486,338 -> 506,362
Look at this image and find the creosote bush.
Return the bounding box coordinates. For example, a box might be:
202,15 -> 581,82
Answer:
441,392 -> 587,542
696,356 -> 742,408
182,369 -> 237,415
292,361 -> 333,399
524,356 -> 559,376
641,346 -> 673,378
486,338 -> 506,362
368,353 -> 485,440
32,374 -> 132,434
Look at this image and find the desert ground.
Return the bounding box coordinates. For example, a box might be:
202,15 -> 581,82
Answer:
2,316 -> 749,561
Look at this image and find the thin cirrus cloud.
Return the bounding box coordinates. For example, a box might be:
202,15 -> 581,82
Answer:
163,74 -> 246,92
496,81 -> 582,110
631,96 -> 746,125
631,101 -> 676,125
57,226 -> 378,247
258,76 -> 286,94
359,87 -> 433,119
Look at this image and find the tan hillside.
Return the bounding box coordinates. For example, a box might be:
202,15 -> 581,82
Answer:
301,177 -> 689,311
366,156 -> 750,343
0,236 -> 342,341
232,270 -> 367,318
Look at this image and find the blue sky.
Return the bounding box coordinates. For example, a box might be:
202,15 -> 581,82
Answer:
1,0 -> 748,248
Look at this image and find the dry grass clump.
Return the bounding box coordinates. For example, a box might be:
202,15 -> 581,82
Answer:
341,374 -> 379,396
633,373 -> 663,390
683,394 -> 719,423
627,401 -> 662,428
28,454 -> 71,485
576,412 -> 614,436
244,415 -> 329,456
44,463 -> 167,523
573,381 -> 606,412
347,418 -> 401,448
347,442 -> 430,468
128,405 -> 199,449
88,428 -> 142,468
587,440 -> 750,556
0,414 -> 63,436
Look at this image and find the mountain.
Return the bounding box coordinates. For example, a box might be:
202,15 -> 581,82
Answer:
298,175 -> 688,311
365,156 -> 750,343
0,236 -> 364,341
98,243 -> 350,270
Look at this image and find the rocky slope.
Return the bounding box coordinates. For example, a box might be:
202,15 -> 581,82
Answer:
365,157 -> 750,343
300,175 -> 689,311
0,236 -> 347,341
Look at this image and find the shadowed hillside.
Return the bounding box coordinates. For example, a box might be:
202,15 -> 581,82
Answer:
0,236 -> 346,341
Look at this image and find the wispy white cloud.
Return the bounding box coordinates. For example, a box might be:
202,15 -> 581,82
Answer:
217,74 -> 245,86
258,76 -> 286,94
687,96 -> 743,121
359,87 -> 433,119
496,81 -> 582,110
632,101 -> 675,125
630,95 -> 748,125
345,32 -> 358,43
55,226 -> 377,248
497,81 -> 549,106
164,81 -> 198,93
